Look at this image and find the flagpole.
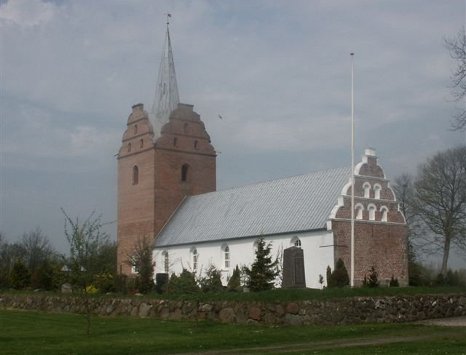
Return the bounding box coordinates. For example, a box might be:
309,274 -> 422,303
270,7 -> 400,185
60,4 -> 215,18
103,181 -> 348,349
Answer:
350,52 -> 355,287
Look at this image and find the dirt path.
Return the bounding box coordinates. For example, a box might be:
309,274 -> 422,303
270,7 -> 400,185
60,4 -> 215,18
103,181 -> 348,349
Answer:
178,317 -> 466,355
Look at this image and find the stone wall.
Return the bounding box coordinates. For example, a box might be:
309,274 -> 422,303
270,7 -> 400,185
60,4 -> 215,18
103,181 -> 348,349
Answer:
1,294 -> 465,325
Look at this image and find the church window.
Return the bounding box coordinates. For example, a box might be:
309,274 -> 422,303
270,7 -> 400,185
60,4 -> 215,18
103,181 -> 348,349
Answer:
194,140 -> 198,150
355,203 -> 364,219
134,124 -> 138,134
173,137 -> 177,147
380,206 -> 389,222
374,184 -> 382,199
163,251 -> 169,273
140,139 -> 144,148
191,247 -> 198,272
127,143 -> 132,153
223,245 -> 230,268
368,204 -> 376,221
183,123 -> 189,134
363,182 -> 371,198
132,165 -> 139,185
181,164 -> 189,182
291,236 -> 301,248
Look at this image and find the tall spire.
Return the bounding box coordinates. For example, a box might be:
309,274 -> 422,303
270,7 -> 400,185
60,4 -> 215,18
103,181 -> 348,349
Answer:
151,14 -> 180,137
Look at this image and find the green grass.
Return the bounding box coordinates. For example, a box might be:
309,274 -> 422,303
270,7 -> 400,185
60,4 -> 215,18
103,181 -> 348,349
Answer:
1,310 -> 465,354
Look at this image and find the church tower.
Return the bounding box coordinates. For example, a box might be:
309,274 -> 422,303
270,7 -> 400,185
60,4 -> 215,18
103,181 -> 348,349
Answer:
117,20 -> 216,275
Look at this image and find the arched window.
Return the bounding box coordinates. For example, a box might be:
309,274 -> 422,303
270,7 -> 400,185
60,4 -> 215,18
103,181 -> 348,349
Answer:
223,245 -> 230,268
183,123 -> 189,134
134,124 -> 138,134
127,142 -> 132,153
163,251 -> 169,273
132,165 -> 139,185
380,206 -> 389,222
368,204 -> 376,221
194,140 -> 198,150
363,182 -> 371,198
374,184 -> 382,199
139,138 -> 144,148
191,247 -> 198,272
355,203 -> 364,220
181,164 -> 189,182
290,236 -> 301,248
173,137 -> 177,147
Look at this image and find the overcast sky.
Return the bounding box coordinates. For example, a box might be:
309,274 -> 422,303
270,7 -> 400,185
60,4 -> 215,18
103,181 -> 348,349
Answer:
1,0 -> 465,267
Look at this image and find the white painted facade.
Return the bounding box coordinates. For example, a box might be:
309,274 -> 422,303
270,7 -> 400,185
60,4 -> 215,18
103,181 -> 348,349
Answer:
153,229 -> 334,289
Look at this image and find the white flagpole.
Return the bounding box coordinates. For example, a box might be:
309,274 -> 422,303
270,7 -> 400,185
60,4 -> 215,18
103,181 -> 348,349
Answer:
350,52 -> 355,287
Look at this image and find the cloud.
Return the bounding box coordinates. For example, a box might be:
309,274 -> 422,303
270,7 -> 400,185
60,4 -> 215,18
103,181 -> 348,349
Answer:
0,0 -> 57,27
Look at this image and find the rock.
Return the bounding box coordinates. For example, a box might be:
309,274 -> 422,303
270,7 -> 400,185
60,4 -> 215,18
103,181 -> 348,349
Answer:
248,306 -> 261,321
139,303 -> 152,318
219,307 -> 236,323
286,302 -> 299,315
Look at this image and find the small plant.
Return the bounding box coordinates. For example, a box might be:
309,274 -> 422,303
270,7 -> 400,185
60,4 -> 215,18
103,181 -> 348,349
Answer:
318,274 -> 324,287
389,275 -> 399,287
363,266 -> 379,288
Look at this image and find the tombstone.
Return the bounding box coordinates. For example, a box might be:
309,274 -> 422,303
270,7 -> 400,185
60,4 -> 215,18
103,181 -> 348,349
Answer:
155,273 -> 169,294
282,246 -> 306,288
61,283 -> 72,294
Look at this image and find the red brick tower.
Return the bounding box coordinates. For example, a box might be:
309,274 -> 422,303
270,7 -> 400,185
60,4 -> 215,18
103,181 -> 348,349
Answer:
117,103 -> 216,275
116,19 -> 216,274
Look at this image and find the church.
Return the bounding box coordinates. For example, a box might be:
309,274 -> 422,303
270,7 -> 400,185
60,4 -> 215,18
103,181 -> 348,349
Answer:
116,23 -> 409,288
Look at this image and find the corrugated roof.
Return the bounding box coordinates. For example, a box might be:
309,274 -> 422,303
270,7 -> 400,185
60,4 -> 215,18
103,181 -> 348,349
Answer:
154,167 -> 351,247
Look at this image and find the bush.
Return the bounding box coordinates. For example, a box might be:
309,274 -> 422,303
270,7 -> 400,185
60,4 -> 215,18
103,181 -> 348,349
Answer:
155,273 -> 169,294
327,259 -> 350,288
10,260 -> 31,289
227,265 -> 242,292
363,266 -> 379,288
199,265 -> 223,293
389,275 -> 399,287
167,269 -> 199,294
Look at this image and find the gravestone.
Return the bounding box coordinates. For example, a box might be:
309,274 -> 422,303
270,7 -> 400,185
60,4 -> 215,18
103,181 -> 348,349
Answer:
282,246 -> 306,288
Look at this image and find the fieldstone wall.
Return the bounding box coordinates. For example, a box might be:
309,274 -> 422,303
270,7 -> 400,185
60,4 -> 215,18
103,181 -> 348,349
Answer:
1,294 -> 465,325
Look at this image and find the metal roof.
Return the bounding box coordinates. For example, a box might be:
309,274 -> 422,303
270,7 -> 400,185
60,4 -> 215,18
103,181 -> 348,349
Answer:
154,167 -> 351,248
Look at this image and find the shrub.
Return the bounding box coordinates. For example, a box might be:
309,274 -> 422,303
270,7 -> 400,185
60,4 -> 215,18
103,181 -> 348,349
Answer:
363,266 -> 379,288
389,275 -> 399,287
10,260 -> 31,289
327,259 -> 350,288
167,269 -> 199,294
227,265 -> 242,292
199,265 -> 223,293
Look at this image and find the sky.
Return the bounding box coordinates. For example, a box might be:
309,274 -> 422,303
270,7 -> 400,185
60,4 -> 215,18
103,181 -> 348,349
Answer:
1,0 -> 465,268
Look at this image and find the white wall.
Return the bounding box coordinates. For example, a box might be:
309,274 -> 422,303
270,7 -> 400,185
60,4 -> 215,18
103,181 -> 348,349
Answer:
153,230 -> 334,289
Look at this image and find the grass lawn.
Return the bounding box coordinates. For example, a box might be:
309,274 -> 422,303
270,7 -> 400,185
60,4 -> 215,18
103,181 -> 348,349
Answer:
0,310 -> 465,354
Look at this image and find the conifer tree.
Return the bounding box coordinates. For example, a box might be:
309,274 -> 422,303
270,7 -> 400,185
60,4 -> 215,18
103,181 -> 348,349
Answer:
243,237 -> 278,291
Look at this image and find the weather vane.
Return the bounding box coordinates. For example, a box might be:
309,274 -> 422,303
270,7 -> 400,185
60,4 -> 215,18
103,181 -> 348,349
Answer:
166,13 -> 172,27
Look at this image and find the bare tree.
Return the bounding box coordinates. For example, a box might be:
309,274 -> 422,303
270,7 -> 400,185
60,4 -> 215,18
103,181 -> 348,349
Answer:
62,209 -> 110,335
413,146 -> 466,276
445,28 -> 466,130
20,228 -> 55,274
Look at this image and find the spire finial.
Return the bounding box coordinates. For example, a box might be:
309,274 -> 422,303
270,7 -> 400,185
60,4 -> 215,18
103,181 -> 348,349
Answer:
151,13 -> 180,138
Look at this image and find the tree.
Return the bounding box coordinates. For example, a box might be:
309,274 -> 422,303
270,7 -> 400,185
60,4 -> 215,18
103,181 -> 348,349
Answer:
445,28 -> 466,130
413,146 -> 466,276
20,228 -> 55,276
227,265 -> 242,292
127,236 -> 154,294
243,237 -> 279,291
62,209 -> 110,335
326,258 -> 350,288
199,264 -> 223,293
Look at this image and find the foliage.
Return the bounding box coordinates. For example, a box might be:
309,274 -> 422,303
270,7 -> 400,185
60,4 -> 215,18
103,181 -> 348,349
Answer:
154,273 -> 169,294
445,28 -> 466,130
198,265 -> 223,293
243,237 -> 279,292
227,265 -> 242,292
327,259 -> 350,288
167,269 -> 199,294
363,266 -> 379,288
127,236 -> 154,294
412,146 -> 466,276
10,260 -> 31,289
